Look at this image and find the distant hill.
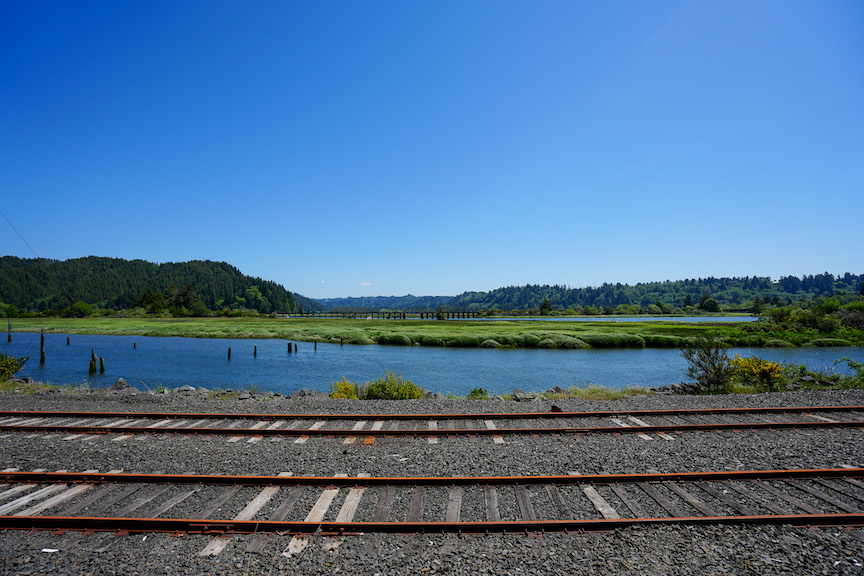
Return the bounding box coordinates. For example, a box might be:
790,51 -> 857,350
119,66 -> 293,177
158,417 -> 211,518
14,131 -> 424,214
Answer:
317,295 -> 452,311
0,256 -> 323,314
315,273 -> 863,313
449,274 -> 863,312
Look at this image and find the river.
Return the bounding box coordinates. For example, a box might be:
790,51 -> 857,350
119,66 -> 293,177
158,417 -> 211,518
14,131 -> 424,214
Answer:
3,332 -> 862,396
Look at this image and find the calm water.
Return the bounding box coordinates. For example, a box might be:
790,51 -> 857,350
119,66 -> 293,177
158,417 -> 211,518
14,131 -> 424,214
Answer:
3,332 -> 862,396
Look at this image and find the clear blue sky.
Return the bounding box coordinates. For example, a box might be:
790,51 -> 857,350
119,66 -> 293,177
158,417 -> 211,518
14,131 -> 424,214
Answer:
2,1 -> 862,299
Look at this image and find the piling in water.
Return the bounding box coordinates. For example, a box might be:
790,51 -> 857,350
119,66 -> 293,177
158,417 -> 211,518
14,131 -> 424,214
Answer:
88,349 -> 98,374
66,336 -> 70,345
99,357 -> 105,374
228,347 -> 232,360
40,329 -> 45,364
254,345 -> 257,357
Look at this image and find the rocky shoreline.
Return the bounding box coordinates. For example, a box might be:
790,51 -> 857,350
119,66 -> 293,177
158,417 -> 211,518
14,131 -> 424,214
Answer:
0,386 -> 862,575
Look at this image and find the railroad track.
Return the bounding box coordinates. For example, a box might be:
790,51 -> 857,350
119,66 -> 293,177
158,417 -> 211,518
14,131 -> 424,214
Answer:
0,406 -> 862,443
0,467 -> 862,557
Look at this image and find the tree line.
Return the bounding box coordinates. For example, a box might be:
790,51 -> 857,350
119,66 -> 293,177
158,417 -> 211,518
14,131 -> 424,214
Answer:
0,256 -> 323,316
317,273 -> 863,314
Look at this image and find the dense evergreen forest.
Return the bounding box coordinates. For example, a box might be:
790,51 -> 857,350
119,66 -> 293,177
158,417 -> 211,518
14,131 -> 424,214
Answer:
0,256 -> 322,316
1,256 -> 861,318
322,273 -> 864,314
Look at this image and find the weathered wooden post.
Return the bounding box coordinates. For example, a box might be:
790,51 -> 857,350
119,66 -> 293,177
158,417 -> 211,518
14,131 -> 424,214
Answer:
287,342 -> 292,354
228,347 -> 232,360
314,340 -> 317,351
99,357 -> 105,374
133,342 -> 136,349
40,329 -> 46,364
254,345 -> 257,357
89,349 -> 98,374
67,336 -> 70,345
294,343 -> 297,352
340,337 -> 343,346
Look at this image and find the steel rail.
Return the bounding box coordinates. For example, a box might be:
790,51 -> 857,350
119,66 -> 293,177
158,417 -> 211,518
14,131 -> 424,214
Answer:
1,420 -> 862,438
1,513 -> 862,535
0,405 -> 861,421
2,468 -> 862,487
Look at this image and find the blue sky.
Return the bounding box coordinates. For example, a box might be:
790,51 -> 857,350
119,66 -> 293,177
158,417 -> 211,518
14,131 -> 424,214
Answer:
1,1 -> 862,300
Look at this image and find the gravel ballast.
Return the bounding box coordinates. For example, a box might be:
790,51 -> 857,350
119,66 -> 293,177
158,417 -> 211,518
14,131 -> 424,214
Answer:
1,387 -> 863,575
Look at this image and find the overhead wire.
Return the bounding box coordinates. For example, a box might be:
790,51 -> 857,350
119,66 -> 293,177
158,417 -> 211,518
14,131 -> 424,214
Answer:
0,207 -> 153,393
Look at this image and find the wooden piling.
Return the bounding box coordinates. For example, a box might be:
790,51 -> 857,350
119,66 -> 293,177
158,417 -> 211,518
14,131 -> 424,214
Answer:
228,347 -> 232,360
88,349 -> 98,374
294,343 -> 297,352
67,336 -> 70,345
314,340 -> 317,351
99,357 -> 105,374
133,342 -> 136,349
288,342 -> 292,354
40,329 -> 45,364
254,345 -> 257,357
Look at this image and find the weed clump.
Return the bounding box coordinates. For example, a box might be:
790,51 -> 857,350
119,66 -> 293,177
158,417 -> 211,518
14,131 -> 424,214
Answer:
329,371 -> 425,400
0,352 -> 28,380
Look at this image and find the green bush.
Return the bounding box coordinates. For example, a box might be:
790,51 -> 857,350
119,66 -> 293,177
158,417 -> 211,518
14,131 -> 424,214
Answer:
581,334 -> 645,348
375,334 -> 413,346
445,336 -> 486,348
418,336 -> 445,347
481,339 -> 502,348
521,334 -> 542,348
0,352 -> 28,380
680,338 -> 734,394
364,371 -> 425,400
643,335 -> 684,348
811,338 -> 853,347
764,339 -> 794,347
466,387 -> 489,399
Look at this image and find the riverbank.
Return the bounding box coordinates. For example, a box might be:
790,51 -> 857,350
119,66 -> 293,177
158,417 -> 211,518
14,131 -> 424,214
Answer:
7,316 -> 864,349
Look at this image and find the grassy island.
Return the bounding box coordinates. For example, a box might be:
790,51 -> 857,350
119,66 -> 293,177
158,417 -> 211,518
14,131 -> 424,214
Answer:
6,316 -> 863,349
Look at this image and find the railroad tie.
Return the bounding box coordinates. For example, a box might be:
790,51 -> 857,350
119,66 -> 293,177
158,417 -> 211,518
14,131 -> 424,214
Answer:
484,420 -> 505,444
609,418 -> 653,441
294,421 -> 326,445
199,472 -> 293,557
283,474 -> 348,559
343,421 -> 367,445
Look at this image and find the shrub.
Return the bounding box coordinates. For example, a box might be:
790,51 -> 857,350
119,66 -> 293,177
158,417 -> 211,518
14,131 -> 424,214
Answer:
445,336 -> 485,348
680,338 -> 733,394
581,334 -> 646,348
466,386 -> 489,399
375,334 -> 413,346
521,334 -> 542,348
811,338 -> 853,347
481,339 -> 502,348
418,336 -> 445,347
0,352 -> 28,380
364,371 -> 425,400
643,335 -> 684,348
330,377 -> 360,399
730,355 -> 783,391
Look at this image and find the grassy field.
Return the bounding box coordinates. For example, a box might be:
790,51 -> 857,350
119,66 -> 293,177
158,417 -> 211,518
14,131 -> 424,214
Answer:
6,316 -> 862,349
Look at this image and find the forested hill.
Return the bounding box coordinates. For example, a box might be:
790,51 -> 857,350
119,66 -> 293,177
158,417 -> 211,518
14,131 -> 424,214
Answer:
317,295 -> 452,311
317,273 -> 863,313
450,274 -> 863,312
0,256 -> 322,314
